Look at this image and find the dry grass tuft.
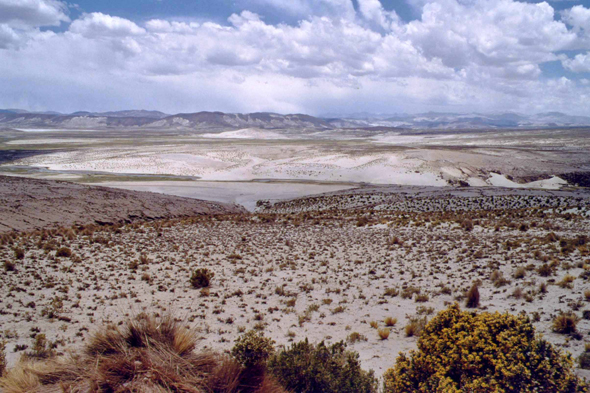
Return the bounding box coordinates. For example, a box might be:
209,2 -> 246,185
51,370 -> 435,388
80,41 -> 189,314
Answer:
465,284 -> 480,308
384,317 -> 397,327
0,313 -> 284,393
377,328 -> 390,340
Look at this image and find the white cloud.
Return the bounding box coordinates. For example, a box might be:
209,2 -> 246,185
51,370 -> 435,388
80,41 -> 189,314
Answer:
0,0 -> 590,115
357,0 -> 400,30
69,13 -> 146,37
561,51 -> 590,72
562,4 -> 590,33
0,0 -> 69,27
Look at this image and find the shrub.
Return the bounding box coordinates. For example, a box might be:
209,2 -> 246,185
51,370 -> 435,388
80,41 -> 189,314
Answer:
55,247 -> 72,258
231,330 -> 275,368
584,289 -> 590,301
465,284 -> 480,308
190,268 -> 214,288
369,321 -> 378,329
384,304 -> 587,392
552,312 -> 579,335
268,339 -> 378,393
377,328 -> 390,340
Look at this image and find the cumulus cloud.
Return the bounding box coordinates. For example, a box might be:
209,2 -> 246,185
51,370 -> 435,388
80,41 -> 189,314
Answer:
561,52 -> 590,72
69,13 -> 146,37
0,0 -> 589,115
0,0 -> 69,27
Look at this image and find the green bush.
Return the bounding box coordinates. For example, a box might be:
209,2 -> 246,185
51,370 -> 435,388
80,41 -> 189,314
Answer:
384,304 -> 587,392
189,268 -> 214,289
231,330 -> 275,368
268,339 -> 377,393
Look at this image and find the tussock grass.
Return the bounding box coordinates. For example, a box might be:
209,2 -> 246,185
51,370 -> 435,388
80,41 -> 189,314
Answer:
0,313 -> 284,393
377,328 -> 390,340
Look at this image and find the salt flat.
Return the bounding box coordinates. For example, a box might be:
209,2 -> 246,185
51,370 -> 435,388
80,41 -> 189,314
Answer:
7,132 -> 586,190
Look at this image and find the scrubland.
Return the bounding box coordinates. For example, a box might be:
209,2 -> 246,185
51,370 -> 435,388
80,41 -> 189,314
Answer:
1,189 -> 590,390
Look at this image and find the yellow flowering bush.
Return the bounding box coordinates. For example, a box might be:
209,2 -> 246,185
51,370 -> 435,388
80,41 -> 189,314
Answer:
383,304 -> 588,392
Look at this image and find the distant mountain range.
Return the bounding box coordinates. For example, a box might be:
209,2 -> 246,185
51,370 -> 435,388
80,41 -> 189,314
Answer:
1,109 -> 589,131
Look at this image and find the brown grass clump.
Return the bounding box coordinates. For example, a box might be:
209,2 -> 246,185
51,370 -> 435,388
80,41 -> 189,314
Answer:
465,283 -> 480,308
558,274 -> 576,289
0,313 -> 284,393
377,328 -> 390,340
405,317 -> 427,337
552,312 -> 580,335
384,317 -> 397,327
55,247 -> 72,258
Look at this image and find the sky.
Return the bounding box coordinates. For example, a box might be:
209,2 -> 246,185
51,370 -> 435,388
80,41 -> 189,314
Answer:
1,0 -> 590,116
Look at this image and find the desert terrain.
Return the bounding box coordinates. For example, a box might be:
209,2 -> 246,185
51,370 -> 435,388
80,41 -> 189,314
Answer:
1,120 -> 590,386
1,176 -> 589,382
